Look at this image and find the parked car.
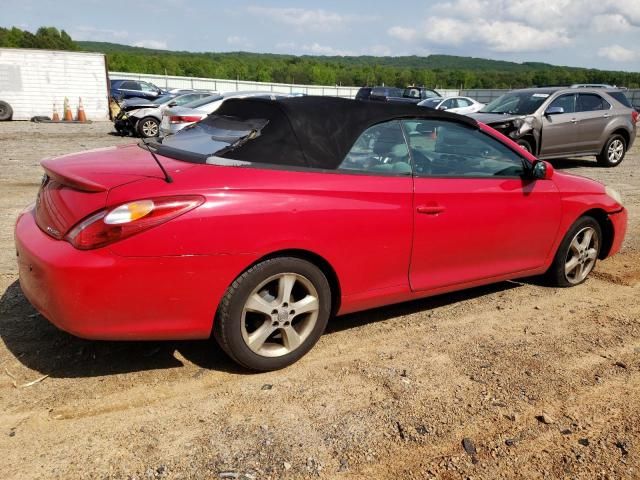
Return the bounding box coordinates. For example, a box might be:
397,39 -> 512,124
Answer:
418,96 -> 484,114
356,86 -> 441,103
159,91 -> 291,136
110,79 -> 167,101
395,86 -> 442,103
16,97 -> 627,371
114,92 -> 211,137
470,87 -> 637,167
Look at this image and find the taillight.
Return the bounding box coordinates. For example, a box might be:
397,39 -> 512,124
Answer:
65,196 -> 204,250
632,110 -> 638,125
169,115 -> 203,124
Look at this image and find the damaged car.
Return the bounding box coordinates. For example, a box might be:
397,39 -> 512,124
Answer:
114,92 -> 212,138
471,87 -> 637,167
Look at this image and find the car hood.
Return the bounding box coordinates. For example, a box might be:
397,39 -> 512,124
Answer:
469,112 -> 523,124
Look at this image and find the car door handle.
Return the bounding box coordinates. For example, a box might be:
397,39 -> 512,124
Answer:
416,205 -> 445,215
571,118 -> 578,124
603,113 -> 610,118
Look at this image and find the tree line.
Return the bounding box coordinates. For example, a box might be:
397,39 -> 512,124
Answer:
2,26 -> 639,88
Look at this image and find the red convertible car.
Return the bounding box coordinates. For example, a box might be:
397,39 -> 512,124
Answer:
15,97 -> 627,370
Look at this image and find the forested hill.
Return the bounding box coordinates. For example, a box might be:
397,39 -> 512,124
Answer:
76,42 -> 640,89
1,26 -> 639,88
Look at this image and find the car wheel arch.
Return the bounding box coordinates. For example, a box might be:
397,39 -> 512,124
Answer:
609,128 -> 630,149
570,208 -> 614,259
230,248 -> 342,318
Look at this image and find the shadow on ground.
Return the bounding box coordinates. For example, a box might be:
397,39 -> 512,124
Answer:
548,157 -> 599,169
1,279 -> 524,378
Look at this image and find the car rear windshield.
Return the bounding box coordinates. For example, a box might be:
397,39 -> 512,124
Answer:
183,94 -> 223,108
153,115 -> 270,162
608,91 -> 632,108
480,91 -> 551,115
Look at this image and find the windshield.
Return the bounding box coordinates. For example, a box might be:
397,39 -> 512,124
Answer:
183,94 -> 223,108
480,91 -> 551,115
153,94 -> 176,104
419,98 -> 442,108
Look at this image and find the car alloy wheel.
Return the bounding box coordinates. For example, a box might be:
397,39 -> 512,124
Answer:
214,257 -> 331,371
139,118 -> 159,137
607,139 -> 624,164
241,273 -> 320,357
564,226 -> 599,285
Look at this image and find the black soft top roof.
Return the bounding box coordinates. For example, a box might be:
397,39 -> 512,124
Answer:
210,95 -> 479,169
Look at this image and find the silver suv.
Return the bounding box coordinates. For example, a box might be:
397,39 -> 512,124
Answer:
471,87 -> 638,167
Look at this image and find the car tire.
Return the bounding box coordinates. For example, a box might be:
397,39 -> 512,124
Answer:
516,139 -> 532,153
597,134 -> 626,167
0,101 -> 13,121
546,216 -> 602,287
137,117 -> 159,138
214,257 -> 331,371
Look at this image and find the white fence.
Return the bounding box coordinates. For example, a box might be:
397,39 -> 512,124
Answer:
108,71 -> 460,99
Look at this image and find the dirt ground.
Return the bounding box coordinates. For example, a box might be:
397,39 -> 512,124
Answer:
0,121 -> 639,480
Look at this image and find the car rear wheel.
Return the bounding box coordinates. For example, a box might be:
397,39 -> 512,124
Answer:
0,101 -> 13,121
214,257 -> 331,371
137,117 -> 159,138
546,216 -> 601,287
597,134 -> 626,167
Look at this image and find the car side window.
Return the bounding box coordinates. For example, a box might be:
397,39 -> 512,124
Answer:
548,94 -> 575,113
140,82 -> 158,93
338,121 -> 412,175
576,93 -> 610,112
457,98 -> 472,107
442,98 -> 455,109
121,81 -> 140,90
401,120 -> 526,178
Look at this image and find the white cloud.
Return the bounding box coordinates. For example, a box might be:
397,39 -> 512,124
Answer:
301,43 -> 354,56
226,36 -> 252,49
591,14 -> 632,33
133,39 -> 168,49
597,45 -> 638,63
388,26 -> 419,42
391,17 -> 570,53
246,6 -> 349,31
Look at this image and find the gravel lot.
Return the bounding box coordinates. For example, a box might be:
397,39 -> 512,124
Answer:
1,121 -> 639,480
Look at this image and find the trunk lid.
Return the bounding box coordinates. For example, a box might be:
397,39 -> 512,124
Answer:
36,143 -> 193,239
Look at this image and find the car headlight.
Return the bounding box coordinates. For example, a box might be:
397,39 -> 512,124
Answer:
605,186 -> 623,205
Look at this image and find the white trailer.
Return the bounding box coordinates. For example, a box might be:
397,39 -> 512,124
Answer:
0,48 -> 110,121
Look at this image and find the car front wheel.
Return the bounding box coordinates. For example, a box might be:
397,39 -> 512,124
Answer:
546,216 -> 602,287
214,257 -> 331,371
137,117 -> 159,138
597,134 -> 626,167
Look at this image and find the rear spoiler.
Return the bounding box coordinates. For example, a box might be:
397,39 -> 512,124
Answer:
41,161 -> 107,192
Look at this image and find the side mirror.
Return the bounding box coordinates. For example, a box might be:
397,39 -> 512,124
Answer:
438,105 -> 448,111
168,101 -> 177,107
545,106 -> 564,116
532,160 -> 554,180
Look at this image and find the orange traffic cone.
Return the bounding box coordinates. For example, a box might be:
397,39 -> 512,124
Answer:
52,102 -> 60,122
76,97 -> 87,122
63,97 -> 73,121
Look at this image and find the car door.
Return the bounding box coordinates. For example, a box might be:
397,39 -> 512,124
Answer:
573,93 -> 612,153
333,120 -> 414,296
539,93 -> 579,157
403,119 -> 561,292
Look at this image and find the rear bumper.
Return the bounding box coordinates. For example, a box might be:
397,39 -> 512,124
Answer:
15,210 -> 251,340
606,207 -> 627,258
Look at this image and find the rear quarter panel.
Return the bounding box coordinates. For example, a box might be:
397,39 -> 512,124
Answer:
106,165 -> 414,300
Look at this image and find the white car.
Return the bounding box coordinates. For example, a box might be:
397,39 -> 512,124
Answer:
160,91 -> 291,137
418,96 -> 485,115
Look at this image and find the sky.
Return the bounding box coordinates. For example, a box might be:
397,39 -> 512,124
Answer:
3,0 -> 640,71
